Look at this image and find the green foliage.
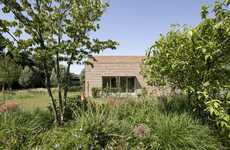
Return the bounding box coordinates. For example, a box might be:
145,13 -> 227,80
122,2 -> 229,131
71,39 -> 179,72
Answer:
91,87 -> 101,98
136,87 -> 148,98
0,109 -> 53,150
0,0 -> 118,125
50,65 -> 66,87
162,95 -> 193,114
19,66 -> 44,88
63,97 -> 90,121
143,1 -> 230,138
153,113 -> 219,150
68,86 -> 81,92
0,55 -> 22,88
0,98 -> 221,149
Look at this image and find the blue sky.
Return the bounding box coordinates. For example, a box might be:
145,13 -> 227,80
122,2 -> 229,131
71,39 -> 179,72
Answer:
0,0 -> 217,73
71,0 -> 216,73
93,0 -> 215,56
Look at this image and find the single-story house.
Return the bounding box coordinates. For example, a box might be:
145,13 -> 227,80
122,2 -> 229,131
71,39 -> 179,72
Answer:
85,56 -> 146,97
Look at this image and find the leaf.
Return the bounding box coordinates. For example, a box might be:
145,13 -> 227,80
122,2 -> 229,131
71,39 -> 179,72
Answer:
14,29 -> 22,37
201,5 -> 209,19
205,54 -> 212,62
209,107 -> 214,115
2,6 -> 10,13
227,91 -> 230,99
203,81 -> 210,87
188,30 -> 194,38
202,48 -> 207,53
224,0 -> 230,5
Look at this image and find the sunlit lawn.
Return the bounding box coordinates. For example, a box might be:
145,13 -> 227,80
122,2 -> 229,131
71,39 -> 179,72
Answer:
0,89 -> 140,111
0,88 -> 80,111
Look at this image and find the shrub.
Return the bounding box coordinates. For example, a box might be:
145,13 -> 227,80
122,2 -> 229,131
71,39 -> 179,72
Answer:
68,86 -> 81,92
162,94 -> 193,114
63,97 -> 91,121
0,109 -> 53,149
154,112 -> 219,150
91,87 -> 101,98
0,97 -> 222,149
19,66 -> 44,88
34,106 -> 129,149
114,99 -> 220,149
143,1 -> 230,139
136,88 -> 148,98
0,55 -> 22,90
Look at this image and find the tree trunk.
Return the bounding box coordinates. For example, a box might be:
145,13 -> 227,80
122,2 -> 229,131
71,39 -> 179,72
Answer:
36,0 -> 60,124
44,59 -> 59,124
56,51 -> 64,125
63,53 -> 74,107
2,83 -> 4,93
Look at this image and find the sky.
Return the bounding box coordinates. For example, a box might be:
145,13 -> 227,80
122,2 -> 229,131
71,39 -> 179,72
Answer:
1,0 -> 217,74
71,0 -> 217,74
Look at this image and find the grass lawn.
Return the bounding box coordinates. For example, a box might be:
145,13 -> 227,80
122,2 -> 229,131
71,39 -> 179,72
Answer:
0,88 -> 80,111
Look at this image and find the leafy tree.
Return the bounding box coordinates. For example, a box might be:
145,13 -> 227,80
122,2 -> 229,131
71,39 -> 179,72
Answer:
50,65 -> 66,87
0,0 -> 118,125
143,1 -> 230,138
0,55 -> 22,91
19,66 -> 44,88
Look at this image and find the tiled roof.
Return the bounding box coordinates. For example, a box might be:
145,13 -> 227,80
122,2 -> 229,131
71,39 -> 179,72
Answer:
91,56 -> 144,64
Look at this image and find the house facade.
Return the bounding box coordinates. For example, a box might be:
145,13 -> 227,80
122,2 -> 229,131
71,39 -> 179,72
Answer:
85,56 -> 146,97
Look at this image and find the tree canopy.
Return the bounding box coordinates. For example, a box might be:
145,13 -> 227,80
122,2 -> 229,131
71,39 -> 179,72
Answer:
0,0 -> 118,125
143,1 -> 230,138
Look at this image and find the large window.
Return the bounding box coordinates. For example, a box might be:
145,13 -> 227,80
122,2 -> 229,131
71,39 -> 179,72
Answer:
120,77 -> 127,92
102,77 -> 110,89
128,77 -> 135,92
102,76 -> 136,93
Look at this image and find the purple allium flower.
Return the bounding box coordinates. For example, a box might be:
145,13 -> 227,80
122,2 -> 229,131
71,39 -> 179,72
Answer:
133,124 -> 150,138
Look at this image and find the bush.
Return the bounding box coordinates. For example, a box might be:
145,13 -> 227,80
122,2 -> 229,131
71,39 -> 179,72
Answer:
136,88 -> 148,97
0,55 -> 22,89
143,1 -> 230,139
63,97 -> 92,121
68,86 -> 81,92
19,66 -> 45,88
91,87 -> 101,98
33,105 -> 128,149
155,113 -> 219,150
117,99 -> 220,149
44,98 -> 220,149
0,98 -> 222,149
163,95 -> 230,147
161,95 -> 193,114
0,109 -> 53,149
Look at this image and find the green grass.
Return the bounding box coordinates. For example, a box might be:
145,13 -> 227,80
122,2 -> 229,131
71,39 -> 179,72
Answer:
0,92 -> 225,149
0,97 -> 222,149
0,88 -> 80,111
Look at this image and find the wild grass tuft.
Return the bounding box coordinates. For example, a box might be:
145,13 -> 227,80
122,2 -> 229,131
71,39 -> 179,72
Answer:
0,96 -> 222,149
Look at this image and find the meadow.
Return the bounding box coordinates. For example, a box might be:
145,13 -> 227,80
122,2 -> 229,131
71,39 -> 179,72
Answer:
0,89 -> 79,111
0,90 -> 227,149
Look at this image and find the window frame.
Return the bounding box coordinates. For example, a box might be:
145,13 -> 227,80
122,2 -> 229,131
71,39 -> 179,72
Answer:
102,76 -> 136,93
